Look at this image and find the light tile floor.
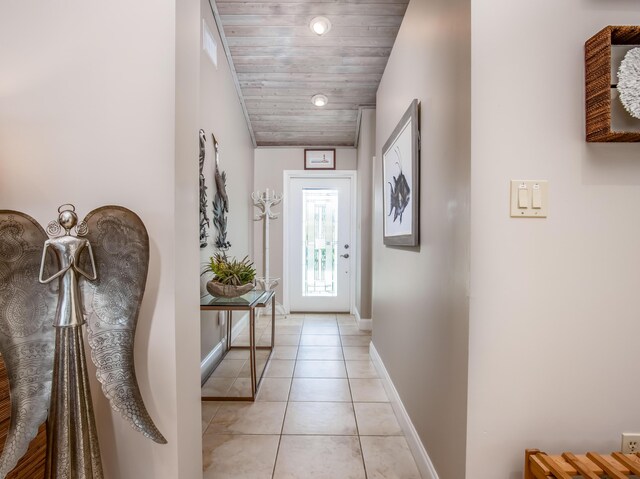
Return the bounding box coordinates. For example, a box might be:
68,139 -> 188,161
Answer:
202,313 -> 421,479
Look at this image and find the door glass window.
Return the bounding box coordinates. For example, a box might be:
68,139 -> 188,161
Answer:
302,188 -> 338,297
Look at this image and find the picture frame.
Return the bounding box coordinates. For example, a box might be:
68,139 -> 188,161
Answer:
304,149 -> 336,170
382,99 -> 420,247
585,26 -> 640,142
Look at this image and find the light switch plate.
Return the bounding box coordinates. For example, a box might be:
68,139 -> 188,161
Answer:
510,180 -> 548,218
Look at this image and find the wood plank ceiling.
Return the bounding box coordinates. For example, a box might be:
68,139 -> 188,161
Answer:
214,0 -> 409,147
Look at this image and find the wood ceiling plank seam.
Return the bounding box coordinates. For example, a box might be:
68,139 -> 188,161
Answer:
258,143 -> 356,147
240,83 -> 383,90
252,116 -> 358,120
244,100 -> 377,106
256,134 -> 357,138
222,26 -> 403,38
250,116 -> 359,122
255,137 -> 353,140
230,46 -> 394,57
240,84 -> 379,92
234,65 -> 387,74
227,36 -> 397,47
231,56 -> 389,66
239,81 -> 382,87
255,122 -> 357,125
216,3 -> 409,16
249,109 -> 359,115
238,72 -> 384,80
255,132 -> 355,137
251,121 -> 358,126
254,124 -> 356,129
251,116 -> 358,121
245,102 -> 371,110
242,94 -> 377,99
252,126 -> 358,133
218,0 -> 409,4
251,118 -> 358,123
219,15 -> 404,28
240,88 -> 378,96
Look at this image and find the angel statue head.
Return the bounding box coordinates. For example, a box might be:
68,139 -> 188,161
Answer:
58,206 -> 77,231
47,203 -> 88,238
0,204 -> 166,479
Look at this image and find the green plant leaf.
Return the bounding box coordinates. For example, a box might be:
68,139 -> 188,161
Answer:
203,252 -> 256,285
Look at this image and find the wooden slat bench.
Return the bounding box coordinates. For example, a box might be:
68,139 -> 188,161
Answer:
526,449 -> 640,479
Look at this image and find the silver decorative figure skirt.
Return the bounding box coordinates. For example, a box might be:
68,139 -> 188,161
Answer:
46,327 -> 103,479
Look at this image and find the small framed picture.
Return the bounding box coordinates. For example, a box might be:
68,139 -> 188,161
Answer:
304,149 -> 336,170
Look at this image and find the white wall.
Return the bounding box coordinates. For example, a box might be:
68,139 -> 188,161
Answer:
253,147 -> 357,304
0,0 -> 202,477
356,110 -> 376,320
372,0 -> 471,477
199,0 -> 255,361
467,1 -> 640,477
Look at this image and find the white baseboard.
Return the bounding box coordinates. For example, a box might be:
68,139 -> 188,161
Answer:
369,342 -> 439,479
354,308 -> 372,331
200,339 -> 225,386
200,312 -> 249,385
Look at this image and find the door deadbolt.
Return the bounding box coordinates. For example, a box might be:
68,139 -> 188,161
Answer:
344,244 -> 349,249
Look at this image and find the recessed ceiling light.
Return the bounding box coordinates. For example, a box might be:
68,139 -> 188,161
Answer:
310,16 -> 332,36
312,94 -> 328,107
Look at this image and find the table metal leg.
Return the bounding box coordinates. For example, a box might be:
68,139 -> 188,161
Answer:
249,308 -> 257,398
271,294 -> 275,349
226,310 -> 232,351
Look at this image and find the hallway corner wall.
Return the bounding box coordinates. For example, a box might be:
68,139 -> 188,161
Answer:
371,0 -> 471,477
467,1 -> 640,476
199,0 -> 255,364
175,0 -> 204,475
356,109 -> 376,320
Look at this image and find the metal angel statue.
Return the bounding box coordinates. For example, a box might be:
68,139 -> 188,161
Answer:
0,204 -> 166,479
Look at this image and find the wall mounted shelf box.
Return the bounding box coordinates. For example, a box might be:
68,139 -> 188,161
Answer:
525,448 -> 640,478
585,26 -> 640,142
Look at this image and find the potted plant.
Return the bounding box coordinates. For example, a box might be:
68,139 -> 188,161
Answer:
203,253 -> 256,298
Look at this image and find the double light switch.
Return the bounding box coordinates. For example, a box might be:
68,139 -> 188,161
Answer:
510,180 -> 548,218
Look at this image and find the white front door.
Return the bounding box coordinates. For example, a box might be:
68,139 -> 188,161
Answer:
288,175 -> 353,312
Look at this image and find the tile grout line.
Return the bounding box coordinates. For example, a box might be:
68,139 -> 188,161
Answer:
269,315 -> 300,479
340,320 -> 370,479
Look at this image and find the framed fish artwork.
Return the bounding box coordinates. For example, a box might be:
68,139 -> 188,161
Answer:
382,99 -> 420,247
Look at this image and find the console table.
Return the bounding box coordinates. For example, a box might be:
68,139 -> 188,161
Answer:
200,290 -> 275,401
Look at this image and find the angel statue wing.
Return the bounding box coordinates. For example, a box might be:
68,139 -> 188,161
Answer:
0,211 -> 56,477
81,206 -> 167,444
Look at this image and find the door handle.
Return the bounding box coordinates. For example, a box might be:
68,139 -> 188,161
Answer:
340,254 -> 350,259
